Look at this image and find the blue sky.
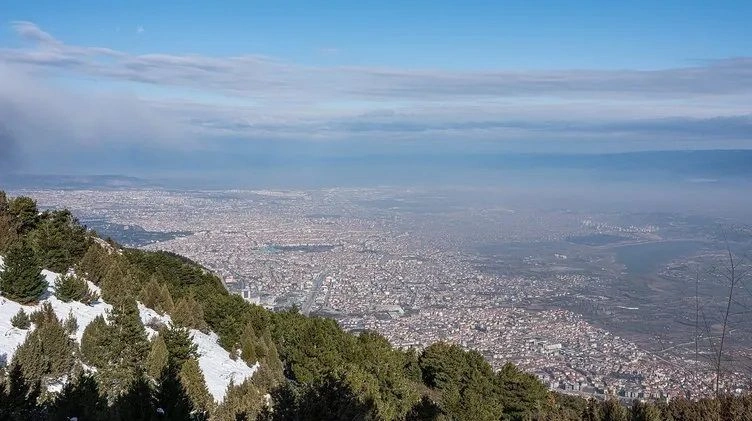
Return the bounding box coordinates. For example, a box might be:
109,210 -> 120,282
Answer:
0,0 -> 751,176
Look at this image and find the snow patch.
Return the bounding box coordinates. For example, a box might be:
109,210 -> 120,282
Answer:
192,329 -> 258,402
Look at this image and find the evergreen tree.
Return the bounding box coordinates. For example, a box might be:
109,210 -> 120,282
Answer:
601,398 -> 629,421
110,375 -> 157,421
419,342 -> 503,421
77,243 -> 113,285
154,369 -> 194,421
101,260 -> 137,304
28,209 -> 88,273
631,400 -> 662,421
179,358 -> 213,414
213,379 -> 265,421
7,196 -> 39,234
0,190 -> 7,213
147,334 -> 169,380
0,363 -> 43,420
583,398 -> 604,421
80,314 -> 113,368
100,297 -> 150,398
0,241 -> 48,304
54,272 -> 99,303
64,310 -> 79,335
263,330 -> 285,379
11,306 -> 76,387
162,326 -> 199,371
0,193 -> 19,253
10,308 -> 30,329
496,361 -> 550,418
238,322 -> 258,364
139,276 -> 174,315
48,373 -> 108,421
171,296 -> 208,332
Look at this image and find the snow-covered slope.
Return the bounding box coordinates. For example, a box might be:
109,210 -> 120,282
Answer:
0,256 -> 257,402
136,301 -> 258,401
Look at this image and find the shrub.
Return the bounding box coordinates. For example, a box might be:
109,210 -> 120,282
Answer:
54,273 -> 99,304
0,241 -> 47,304
64,310 -> 78,335
10,308 -> 31,329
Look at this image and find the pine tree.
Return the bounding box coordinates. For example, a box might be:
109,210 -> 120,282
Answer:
239,322 -> 258,364
154,369 -> 193,421
48,373 -> 108,421
160,283 -> 175,313
110,375 -> 157,420
80,314 -> 113,368
162,327 -> 199,371
11,306 -> 76,387
29,301 -> 58,326
0,195 -> 19,253
213,379 -> 265,421
101,297 -> 150,398
139,276 -> 174,315
0,241 -> 47,304
64,310 -> 79,336
0,363 -> 42,419
54,272 -> 98,304
179,358 -> 213,414
147,335 -> 169,380
7,196 -> 39,234
28,210 -> 88,273
601,398 -> 628,421
10,308 -> 30,329
77,243 -> 112,285
100,261 -> 136,305
172,296 -> 208,332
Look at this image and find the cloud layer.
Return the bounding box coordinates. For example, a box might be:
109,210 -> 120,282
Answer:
1,21 -> 751,174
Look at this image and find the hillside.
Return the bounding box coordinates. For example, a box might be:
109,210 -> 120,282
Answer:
1,190 -> 751,420
0,257 -> 257,402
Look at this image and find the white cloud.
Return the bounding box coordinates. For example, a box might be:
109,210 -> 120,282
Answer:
0,20 -> 750,163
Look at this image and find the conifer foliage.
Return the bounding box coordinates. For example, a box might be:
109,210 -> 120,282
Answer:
80,314 -> 112,368
172,295 -> 209,332
100,261 -> 137,305
76,242 -> 113,285
54,272 -> 99,304
99,297 -> 150,398
0,191 -> 19,253
0,241 -> 47,304
146,334 -> 169,380
10,303 -> 77,388
139,275 -> 175,315
28,209 -> 88,273
179,358 -> 213,414
10,308 -> 30,329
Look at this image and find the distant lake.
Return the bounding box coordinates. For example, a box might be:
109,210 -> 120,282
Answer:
80,217 -> 192,247
568,234 -> 629,246
613,240 -> 707,275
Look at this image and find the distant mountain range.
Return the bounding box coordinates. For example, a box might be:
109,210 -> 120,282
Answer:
2,149 -> 751,189
0,174 -> 157,189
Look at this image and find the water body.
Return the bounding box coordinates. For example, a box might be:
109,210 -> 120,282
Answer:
612,240 -> 707,275
81,217 -> 192,247
567,234 -> 629,246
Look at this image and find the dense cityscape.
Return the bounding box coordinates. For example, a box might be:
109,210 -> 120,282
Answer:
18,187 -> 751,402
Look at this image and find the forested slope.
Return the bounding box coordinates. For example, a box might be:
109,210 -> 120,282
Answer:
1,190 -> 750,421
